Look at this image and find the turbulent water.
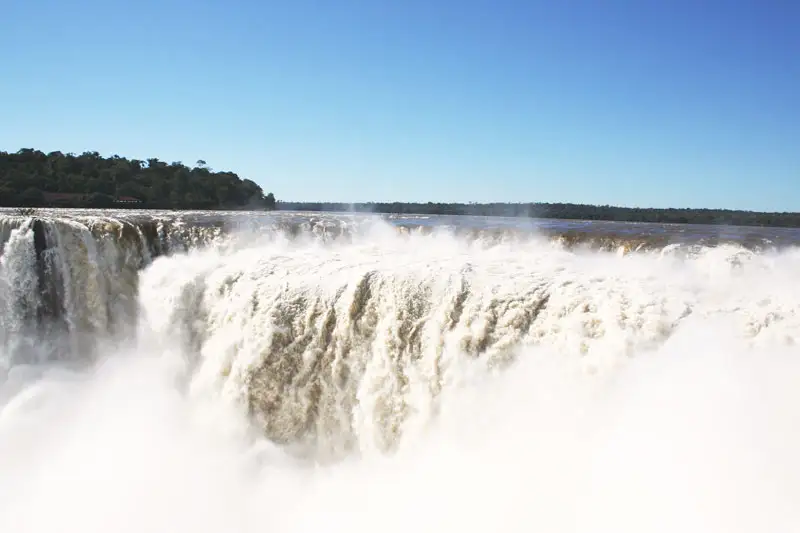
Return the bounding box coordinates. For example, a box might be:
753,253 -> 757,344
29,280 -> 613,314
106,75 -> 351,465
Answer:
2,208 -> 800,532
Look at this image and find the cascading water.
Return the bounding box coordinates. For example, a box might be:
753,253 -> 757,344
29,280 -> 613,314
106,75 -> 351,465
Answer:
0,212 -> 227,370
2,208 -> 800,532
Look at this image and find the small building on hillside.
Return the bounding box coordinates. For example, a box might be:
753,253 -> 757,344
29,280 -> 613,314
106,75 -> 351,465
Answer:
114,196 -> 142,205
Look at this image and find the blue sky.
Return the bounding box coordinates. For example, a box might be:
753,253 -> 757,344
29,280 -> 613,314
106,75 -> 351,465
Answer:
2,0 -> 798,210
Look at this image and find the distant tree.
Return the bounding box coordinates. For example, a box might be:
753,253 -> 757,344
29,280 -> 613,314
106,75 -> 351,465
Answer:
0,149 -> 277,211
86,192 -> 115,208
116,181 -> 145,199
265,192 -> 276,210
0,185 -> 16,205
16,187 -> 44,207
274,201 -> 800,228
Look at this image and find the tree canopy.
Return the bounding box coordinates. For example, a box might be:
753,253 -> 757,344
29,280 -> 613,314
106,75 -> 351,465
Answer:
3,148 -> 796,227
0,149 -> 276,210
276,202 -> 800,228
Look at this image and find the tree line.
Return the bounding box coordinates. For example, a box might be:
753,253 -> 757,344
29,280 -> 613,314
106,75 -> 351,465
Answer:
0,149 -> 276,210
2,149 -> 796,227
276,202 -> 800,228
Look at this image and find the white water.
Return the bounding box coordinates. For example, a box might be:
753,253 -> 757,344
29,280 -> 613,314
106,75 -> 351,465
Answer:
1,217 -> 800,531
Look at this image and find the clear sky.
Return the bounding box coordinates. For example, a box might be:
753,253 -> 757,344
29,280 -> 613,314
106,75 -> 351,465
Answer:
2,0 -> 798,210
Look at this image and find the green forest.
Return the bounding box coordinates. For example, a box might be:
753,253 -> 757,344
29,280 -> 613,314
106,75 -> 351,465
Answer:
277,202 -> 800,228
0,149 -> 276,210
2,148 -> 798,227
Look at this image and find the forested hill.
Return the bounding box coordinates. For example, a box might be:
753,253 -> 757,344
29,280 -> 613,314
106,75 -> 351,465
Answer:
0,149 -> 276,210
2,149 -> 796,227
277,202 -> 800,228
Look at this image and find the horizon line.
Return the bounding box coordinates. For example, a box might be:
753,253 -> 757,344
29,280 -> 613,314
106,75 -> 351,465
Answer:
275,200 -> 799,216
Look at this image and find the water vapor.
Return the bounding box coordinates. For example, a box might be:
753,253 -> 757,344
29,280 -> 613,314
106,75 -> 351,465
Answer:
1,212 -> 800,532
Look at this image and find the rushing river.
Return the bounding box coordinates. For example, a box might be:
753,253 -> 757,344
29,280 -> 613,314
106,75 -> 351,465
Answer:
1,208 -> 800,532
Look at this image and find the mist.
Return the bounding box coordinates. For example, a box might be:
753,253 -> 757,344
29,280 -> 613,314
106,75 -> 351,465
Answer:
1,214 -> 800,532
